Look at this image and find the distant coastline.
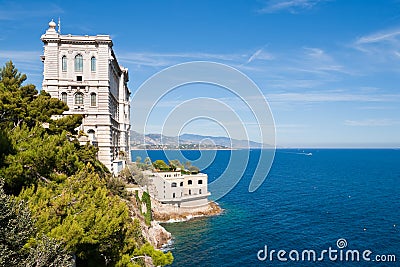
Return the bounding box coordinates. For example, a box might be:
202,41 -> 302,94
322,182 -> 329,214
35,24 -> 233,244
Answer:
131,147 -> 237,150
130,130 -> 266,150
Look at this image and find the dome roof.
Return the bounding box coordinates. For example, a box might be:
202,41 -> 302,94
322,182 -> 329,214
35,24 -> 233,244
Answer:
49,19 -> 56,28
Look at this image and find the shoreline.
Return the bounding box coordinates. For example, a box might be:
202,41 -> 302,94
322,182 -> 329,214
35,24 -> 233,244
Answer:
153,201 -> 223,223
132,190 -> 223,249
147,200 -> 223,249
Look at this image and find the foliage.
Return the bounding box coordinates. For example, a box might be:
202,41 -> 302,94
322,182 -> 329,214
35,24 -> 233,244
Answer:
185,161 -> 199,174
120,163 -> 147,186
0,61 -> 103,195
188,165 -> 200,174
0,179 -> 73,267
0,61 -> 37,128
25,235 -> 74,267
152,160 -> 169,171
133,243 -> 173,266
144,157 -> 152,166
0,125 -> 108,195
0,129 -> 13,167
17,165 -> 143,266
168,159 -> 184,171
0,61 -> 173,267
0,61 -> 80,129
0,179 -> 35,266
106,175 -> 129,199
141,191 -> 152,226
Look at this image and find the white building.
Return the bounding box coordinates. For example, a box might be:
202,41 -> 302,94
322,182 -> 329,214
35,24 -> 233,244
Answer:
144,170 -> 210,208
40,20 -> 131,174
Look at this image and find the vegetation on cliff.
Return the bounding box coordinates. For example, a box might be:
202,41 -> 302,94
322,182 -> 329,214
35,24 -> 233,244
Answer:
0,61 -> 173,266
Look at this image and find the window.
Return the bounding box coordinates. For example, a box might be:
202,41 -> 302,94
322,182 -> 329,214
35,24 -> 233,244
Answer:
198,180 -> 203,184
91,56 -> 96,71
87,129 -> 96,143
62,56 -> 67,71
90,93 -> 96,106
189,189 -> 191,195
180,182 -> 183,187
75,54 -> 83,71
188,180 -> 192,185
171,182 -> 177,188
76,76 -> 82,81
173,193 -> 176,198
199,189 -> 202,194
75,93 -> 84,105
61,92 -> 67,103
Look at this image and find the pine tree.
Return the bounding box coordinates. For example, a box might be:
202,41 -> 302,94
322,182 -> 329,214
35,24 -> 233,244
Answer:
17,165 -> 145,266
0,179 -> 73,267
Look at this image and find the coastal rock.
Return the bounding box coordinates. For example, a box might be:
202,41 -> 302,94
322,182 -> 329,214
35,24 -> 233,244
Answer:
147,221 -> 172,248
128,195 -> 172,249
152,200 -> 223,222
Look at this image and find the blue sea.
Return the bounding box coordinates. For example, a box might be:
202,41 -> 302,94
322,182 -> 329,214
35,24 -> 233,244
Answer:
131,149 -> 400,266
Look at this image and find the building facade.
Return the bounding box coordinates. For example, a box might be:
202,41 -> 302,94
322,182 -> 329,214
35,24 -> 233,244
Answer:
144,170 -> 210,208
41,20 -> 131,174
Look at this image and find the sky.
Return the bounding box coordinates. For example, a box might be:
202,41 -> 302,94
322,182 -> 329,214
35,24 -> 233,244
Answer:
1,0 -> 400,148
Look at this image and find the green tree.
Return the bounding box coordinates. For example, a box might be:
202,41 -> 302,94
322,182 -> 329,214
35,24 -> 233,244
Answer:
133,243 -> 173,266
169,159 -> 183,171
0,179 -> 73,267
17,165 -> 144,266
0,61 -> 173,267
0,61 -> 77,129
0,61 -> 36,128
152,160 -> 169,171
0,124 -> 108,195
188,165 -> 200,174
144,157 -> 151,166
0,179 -> 35,266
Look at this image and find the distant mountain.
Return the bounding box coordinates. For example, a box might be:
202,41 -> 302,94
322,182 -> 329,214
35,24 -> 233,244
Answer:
130,131 -> 264,149
179,133 -> 263,148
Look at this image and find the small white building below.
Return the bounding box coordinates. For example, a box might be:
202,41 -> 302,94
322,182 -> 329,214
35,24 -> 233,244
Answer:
144,170 -> 210,208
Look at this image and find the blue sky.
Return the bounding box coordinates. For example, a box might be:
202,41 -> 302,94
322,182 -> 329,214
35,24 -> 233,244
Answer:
1,0 -> 400,148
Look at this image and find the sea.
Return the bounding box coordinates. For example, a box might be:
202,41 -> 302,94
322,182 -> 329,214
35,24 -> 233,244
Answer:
131,149 -> 400,266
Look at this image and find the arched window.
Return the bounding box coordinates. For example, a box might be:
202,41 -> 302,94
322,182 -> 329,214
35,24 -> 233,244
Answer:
62,56 -> 67,71
75,54 -> 83,71
188,180 -> 192,185
172,193 -> 176,198
61,92 -> 67,103
171,182 -> 177,188
91,56 -> 96,72
90,93 -> 96,106
75,92 -> 84,105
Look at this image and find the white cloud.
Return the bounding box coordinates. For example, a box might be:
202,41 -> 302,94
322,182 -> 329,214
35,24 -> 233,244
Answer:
355,29 -> 400,45
244,48 -> 274,65
258,0 -> 326,14
352,27 -> 400,59
344,119 -> 399,127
